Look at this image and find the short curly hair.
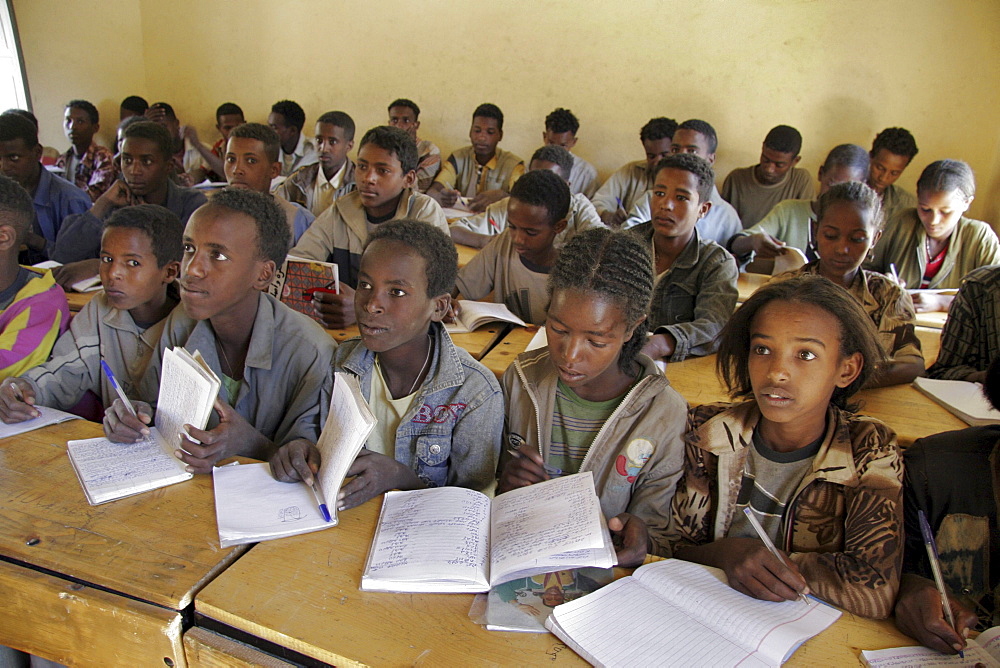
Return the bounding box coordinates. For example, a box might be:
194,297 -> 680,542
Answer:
122,120 -> 173,161
509,169 -> 571,226
549,228 -> 654,374
763,125 -> 803,156
359,125 -> 418,174
530,145 -> 574,180
653,153 -> 715,202
871,127 -> 918,162
640,117 -> 677,142
66,99 -> 99,125
205,188 -> 290,267
366,219 -> 458,297
317,111 -> 356,141
270,100 -> 306,131
817,181 -> 884,232
473,103 -> 504,130
676,119 -> 718,154
0,173 -> 34,238
822,144 -> 870,180
229,122 -> 281,164
104,204 -> 184,267
544,108 -> 580,135
716,274 -> 886,410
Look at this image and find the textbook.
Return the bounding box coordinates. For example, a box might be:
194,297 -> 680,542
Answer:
545,559 -> 841,668
360,472 -> 617,594
212,372 -> 376,547
913,376 -> 1000,426
445,300 -> 527,333
861,625 -> 1000,667
267,255 -> 339,327
66,346 -> 220,505
0,406 -> 80,439
31,260 -> 101,292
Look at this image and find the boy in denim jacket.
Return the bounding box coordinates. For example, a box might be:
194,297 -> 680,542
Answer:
271,220 -> 503,510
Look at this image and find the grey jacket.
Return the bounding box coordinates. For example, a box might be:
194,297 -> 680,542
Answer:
336,322 -> 503,491
500,348 -> 687,557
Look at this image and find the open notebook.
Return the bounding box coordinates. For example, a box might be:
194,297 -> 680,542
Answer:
212,372 -> 376,547
446,300 -> 526,333
361,472 -> 616,593
0,406 -> 80,439
66,347 -> 220,505
545,559 -> 841,668
862,625 -> 1000,667
913,376 -> 1000,426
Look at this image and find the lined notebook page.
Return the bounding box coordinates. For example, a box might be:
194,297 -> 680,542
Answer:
363,487 -> 491,590
490,471 -> 610,584
156,347 -> 219,447
0,406 -> 79,439
67,431 -> 191,505
316,373 -> 375,518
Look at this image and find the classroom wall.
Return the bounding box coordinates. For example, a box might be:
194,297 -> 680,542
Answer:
12,0 -> 1000,223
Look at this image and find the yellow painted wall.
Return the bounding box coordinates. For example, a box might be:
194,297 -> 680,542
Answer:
13,0 -> 1000,222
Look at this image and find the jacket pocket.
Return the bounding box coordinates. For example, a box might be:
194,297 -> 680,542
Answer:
415,435 -> 451,488
653,283 -> 696,325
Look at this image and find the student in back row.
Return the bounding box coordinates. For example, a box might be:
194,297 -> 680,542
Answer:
57,99 -> 116,202
179,102 -> 246,183
268,99 -> 317,179
277,111 -> 357,217
387,99 -> 440,193
0,205 -> 181,420
449,145 -> 601,249
292,125 -> 448,328
722,125 -> 815,228
622,119 -> 741,246
868,127 -> 918,224
542,107 -> 598,199
592,117 -> 676,227
104,188 -> 335,471
428,103 -> 524,213
272,220 -> 502,510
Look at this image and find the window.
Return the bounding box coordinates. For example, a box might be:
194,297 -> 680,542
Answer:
0,0 -> 29,112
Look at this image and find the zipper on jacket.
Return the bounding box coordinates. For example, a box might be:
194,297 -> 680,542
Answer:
578,376 -> 653,474
514,359 -> 545,459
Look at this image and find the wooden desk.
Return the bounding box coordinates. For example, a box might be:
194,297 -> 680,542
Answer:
456,242 -> 478,269
914,310 -> 948,329
0,420 -> 247,666
916,326 -> 940,366
65,290 -> 95,313
195,492 -> 916,667
737,271 -> 769,303
325,323 -> 507,361
482,325 -> 540,378
664,354 -> 966,448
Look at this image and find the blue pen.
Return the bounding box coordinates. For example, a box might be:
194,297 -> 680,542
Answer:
100,360 -> 138,417
307,479 -> 332,522
918,510 -> 965,659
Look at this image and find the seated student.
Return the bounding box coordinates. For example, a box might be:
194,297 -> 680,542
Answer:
145,102 -> 205,185
56,99 -> 116,202
276,111 -> 356,217
0,174 -> 70,380
869,127 -> 918,224
450,145 -> 602,249
119,95 -> 148,122
4,108 -> 60,165
668,275 -> 902,619
103,188 -> 336,472
0,205 -> 181,420
224,122 -> 314,242
427,103 -> 524,212
291,125 -> 448,328
388,99 -> 440,193
867,159 -> 1000,312
454,169 -> 570,325
634,154 -> 738,363
770,181 -> 923,386
894,356 -> 1000,656
0,112 -> 91,264
53,121 -> 206,286
270,220 -> 502,510
497,227 -> 686,565
926,265 -> 1000,382
180,102 -> 245,183
268,99 -> 318,178
592,117 -> 677,227
542,107 -> 598,199
721,125 -> 816,228
622,119 -> 741,246
730,143 -> 870,267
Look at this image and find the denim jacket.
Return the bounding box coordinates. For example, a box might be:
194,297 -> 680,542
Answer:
630,223 -> 738,361
335,322 -> 503,491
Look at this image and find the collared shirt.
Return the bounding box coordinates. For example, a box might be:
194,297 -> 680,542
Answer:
31,166 -> 93,244
568,153 -> 599,199
623,185 -> 742,246
276,161 -> 356,217
434,146 -> 524,196
451,192 -> 602,248
415,138 -> 442,193
144,292 -> 336,456
56,143 -> 116,202
455,230 -> 552,325
312,159 -> 348,217
279,133 -> 318,177
591,160 -> 652,217
927,266 -> 1000,380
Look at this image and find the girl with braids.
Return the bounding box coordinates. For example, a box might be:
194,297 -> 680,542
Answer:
867,159 -> 1000,312
667,275 -> 903,619
497,227 -> 686,567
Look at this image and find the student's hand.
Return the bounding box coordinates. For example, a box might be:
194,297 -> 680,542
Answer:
0,378 -> 40,423
178,398 -> 267,474
444,296 -> 461,323
52,259 -> 101,290
600,209 -> 628,228
895,574 -> 977,655
749,232 -> 787,259
679,537 -> 808,603
608,513 -> 649,568
469,189 -> 505,212
497,447 -> 549,494
181,124 -> 199,143
641,333 -> 676,361
103,398 -> 153,443
92,180 -> 134,218
337,449 -> 423,511
144,106 -> 167,125
912,292 -> 953,313
434,187 -> 460,208
269,439 -> 322,485
175,172 -> 195,188
312,283 -> 357,328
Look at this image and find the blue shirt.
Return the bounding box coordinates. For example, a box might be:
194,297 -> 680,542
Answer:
32,166 -> 92,243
